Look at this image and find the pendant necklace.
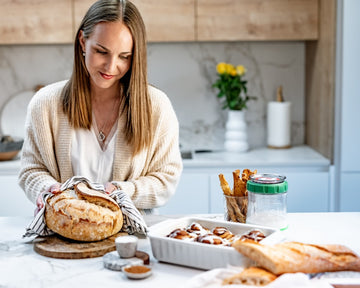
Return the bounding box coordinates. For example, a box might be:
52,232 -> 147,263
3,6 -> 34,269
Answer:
98,96 -> 120,142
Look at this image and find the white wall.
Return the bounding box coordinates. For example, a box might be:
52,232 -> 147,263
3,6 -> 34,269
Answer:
0,42 -> 305,151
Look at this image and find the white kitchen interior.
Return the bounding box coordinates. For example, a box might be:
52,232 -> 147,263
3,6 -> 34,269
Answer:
0,0 -> 359,217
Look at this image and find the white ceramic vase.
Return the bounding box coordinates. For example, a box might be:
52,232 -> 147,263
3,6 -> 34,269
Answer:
224,110 -> 249,153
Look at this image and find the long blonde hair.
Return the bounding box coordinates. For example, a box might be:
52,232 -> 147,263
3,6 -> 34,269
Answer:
62,0 -> 152,155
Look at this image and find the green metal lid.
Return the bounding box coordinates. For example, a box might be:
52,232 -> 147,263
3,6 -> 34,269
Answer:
247,173 -> 288,194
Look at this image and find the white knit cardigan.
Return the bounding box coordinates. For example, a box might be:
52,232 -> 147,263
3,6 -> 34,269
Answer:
18,80 -> 183,210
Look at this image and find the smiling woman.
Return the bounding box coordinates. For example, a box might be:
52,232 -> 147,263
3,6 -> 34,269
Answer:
78,21 -> 133,143
79,21 -> 133,92
18,0 -> 182,217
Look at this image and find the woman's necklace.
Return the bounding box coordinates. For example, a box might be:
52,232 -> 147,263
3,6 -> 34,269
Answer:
98,97 -> 120,142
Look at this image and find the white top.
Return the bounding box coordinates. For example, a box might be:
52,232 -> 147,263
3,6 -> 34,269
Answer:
19,81 -> 182,211
71,121 -> 118,185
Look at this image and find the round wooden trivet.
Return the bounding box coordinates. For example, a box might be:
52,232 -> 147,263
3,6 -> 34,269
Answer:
33,232 -> 128,259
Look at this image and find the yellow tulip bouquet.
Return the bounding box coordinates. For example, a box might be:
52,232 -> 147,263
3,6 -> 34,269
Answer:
212,62 -> 255,110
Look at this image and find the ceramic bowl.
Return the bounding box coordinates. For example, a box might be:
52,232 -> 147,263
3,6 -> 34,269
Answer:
0,136 -> 23,161
115,235 -> 138,258
122,265 -> 152,279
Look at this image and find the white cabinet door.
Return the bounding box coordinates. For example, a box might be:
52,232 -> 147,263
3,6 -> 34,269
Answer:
285,172 -> 329,212
209,174 -> 226,214
340,0 -> 360,172
335,1 -> 360,212
340,173 -> 360,211
0,175 -> 34,216
158,173 -> 209,215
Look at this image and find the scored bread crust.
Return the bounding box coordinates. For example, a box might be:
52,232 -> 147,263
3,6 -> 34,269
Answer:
222,267 -> 277,286
74,183 -> 119,212
45,183 -> 123,242
232,239 -> 360,275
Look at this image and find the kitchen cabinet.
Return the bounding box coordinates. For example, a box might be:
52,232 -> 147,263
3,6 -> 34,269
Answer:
334,0 -> 360,212
197,0 -> 318,41
0,0 -> 73,44
131,0 -> 196,42
0,147 -> 331,216
160,146 -> 331,215
73,0 -> 93,35
305,0 -> 336,161
0,175 -> 34,217
78,0 -> 318,42
74,0 -> 196,42
210,171 -> 329,214
1,0 -> 318,44
161,168 -> 329,215
340,173 -> 360,211
158,173 -> 209,215
338,0 -> 360,173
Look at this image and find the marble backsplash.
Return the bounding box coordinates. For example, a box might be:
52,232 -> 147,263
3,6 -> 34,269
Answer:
0,42 -> 304,151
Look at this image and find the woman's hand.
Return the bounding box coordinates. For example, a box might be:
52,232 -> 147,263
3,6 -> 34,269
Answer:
104,182 -> 117,194
34,183 -> 61,215
47,183 -> 62,195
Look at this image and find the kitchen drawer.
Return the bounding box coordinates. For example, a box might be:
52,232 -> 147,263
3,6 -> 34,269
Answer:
158,173 -> 209,215
339,172 -> 360,212
0,175 -> 34,216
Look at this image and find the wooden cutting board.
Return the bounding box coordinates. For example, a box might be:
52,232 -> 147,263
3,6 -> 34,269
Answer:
33,232 -> 128,259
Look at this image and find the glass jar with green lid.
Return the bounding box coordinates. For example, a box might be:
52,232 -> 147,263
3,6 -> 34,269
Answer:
246,173 -> 288,230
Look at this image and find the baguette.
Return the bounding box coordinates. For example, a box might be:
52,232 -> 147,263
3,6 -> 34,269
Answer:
222,267 -> 277,286
232,239 -> 360,275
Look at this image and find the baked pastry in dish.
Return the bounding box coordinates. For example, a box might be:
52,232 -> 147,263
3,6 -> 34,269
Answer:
196,234 -> 224,245
240,229 -> 266,242
166,222 -> 266,246
212,227 -> 234,240
166,228 -> 193,240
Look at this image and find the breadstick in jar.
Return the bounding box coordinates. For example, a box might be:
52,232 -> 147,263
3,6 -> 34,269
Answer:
233,169 -> 242,197
228,197 -> 244,222
242,169 -> 257,182
226,198 -> 237,222
219,174 -> 232,196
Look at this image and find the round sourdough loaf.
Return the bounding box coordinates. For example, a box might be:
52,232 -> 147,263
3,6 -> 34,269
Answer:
45,183 -> 123,241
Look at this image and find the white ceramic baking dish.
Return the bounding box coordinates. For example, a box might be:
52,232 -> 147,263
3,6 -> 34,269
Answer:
148,217 -> 284,270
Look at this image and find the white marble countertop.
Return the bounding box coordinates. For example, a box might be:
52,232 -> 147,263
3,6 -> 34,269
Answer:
0,213 -> 359,287
0,146 -> 330,175
182,145 -> 330,169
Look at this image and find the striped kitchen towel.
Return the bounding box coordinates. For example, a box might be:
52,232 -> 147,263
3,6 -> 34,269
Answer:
23,176 -> 148,238
23,191 -> 55,238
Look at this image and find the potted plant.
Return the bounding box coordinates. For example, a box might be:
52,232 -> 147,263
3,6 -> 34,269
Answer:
212,62 -> 256,152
